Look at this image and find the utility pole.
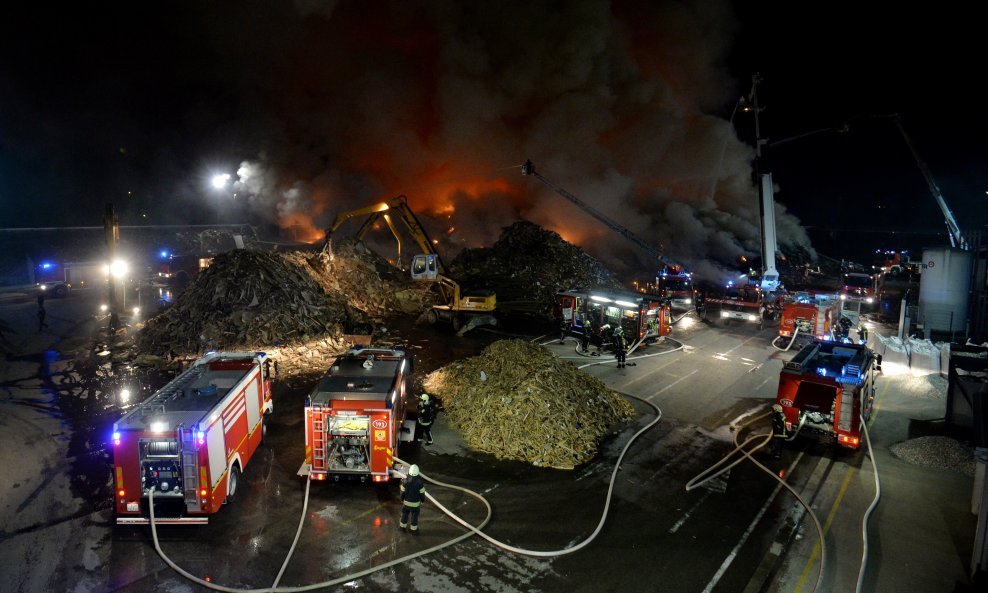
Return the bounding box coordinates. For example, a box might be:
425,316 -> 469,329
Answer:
104,203 -> 120,332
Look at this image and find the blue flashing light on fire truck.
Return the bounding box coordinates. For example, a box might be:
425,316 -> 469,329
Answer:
111,352 -> 274,525
775,340 -> 878,450
657,266 -> 695,310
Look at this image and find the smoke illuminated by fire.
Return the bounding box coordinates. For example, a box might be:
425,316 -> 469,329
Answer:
213,0 -> 813,279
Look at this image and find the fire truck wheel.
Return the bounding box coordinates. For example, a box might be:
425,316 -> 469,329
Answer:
227,464 -> 241,503
52,284 -> 68,298
452,315 -> 463,333
427,309 -> 439,325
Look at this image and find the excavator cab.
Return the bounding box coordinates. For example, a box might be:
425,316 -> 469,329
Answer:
411,254 -> 440,281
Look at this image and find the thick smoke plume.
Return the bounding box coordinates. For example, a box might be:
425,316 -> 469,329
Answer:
209,0 -> 815,282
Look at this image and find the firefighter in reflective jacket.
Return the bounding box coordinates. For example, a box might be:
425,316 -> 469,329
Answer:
417,393 -> 436,445
613,326 -> 628,368
399,464 -> 426,534
770,404 -> 787,459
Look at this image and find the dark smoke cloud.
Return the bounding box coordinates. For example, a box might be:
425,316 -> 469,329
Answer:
186,1 -> 818,281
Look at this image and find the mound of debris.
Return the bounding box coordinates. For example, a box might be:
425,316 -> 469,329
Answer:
890,436 -> 976,476
422,339 -> 635,469
138,249 -> 358,355
300,239 -> 437,319
450,221 -> 622,317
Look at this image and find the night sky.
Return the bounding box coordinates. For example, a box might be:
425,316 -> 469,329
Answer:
2,1 -> 985,279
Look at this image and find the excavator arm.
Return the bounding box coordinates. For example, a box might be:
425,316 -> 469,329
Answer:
320,195 -> 444,266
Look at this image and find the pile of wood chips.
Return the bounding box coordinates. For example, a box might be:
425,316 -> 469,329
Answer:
297,240 -> 437,318
423,339 -> 635,469
138,249 -> 358,355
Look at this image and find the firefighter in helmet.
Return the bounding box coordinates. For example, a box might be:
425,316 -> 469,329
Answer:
399,464 -> 426,535
613,325 -> 628,368
417,393 -> 437,445
769,403 -> 788,459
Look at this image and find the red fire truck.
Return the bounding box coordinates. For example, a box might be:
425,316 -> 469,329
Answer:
776,291 -> 844,346
704,282 -> 777,328
657,266 -> 695,310
840,272 -> 875,304
555,288 -> 671,349
111,352 -> 273,524
301,347 -> 414,483
775,341 -> 878,450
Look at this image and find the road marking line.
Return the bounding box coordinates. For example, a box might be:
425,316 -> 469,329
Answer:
645,369 -> 698,402
702,452 -> 804,593
669,490 -> 711,533
624,356 -> 682,388
792,377 -> 892,592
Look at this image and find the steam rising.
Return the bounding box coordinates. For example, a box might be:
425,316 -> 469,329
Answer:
219,0 -> 815,280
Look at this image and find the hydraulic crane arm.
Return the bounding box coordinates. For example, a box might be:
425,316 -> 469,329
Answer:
521,160 -> 681,270
890,115 -> 967,250
320,195 -> 446,268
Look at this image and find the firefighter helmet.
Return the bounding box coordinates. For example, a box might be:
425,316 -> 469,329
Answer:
420,394 -> 429,403
772,403 -> 783,413
408,464 -> 420,477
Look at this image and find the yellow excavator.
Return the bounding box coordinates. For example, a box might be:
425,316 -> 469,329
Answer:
320,195 -> 497,335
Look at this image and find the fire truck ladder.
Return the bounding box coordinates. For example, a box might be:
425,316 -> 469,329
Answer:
178,426 -> 202,512
311,410 -> 325,470
138,366 -> 205,416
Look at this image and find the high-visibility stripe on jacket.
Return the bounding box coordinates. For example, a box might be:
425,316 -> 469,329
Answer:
400,475 -> 426,507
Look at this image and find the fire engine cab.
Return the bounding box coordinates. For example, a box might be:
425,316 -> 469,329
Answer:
301,347 -> 413,483
111,352 -> 273,524
657,266 -> 695,310
776,341 -> 878,450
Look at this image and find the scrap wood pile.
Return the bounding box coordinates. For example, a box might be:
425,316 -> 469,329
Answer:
450,221 -> 621,316
138,249 -> 358,356
300,239 -> 437,318
422,339 -> 635,469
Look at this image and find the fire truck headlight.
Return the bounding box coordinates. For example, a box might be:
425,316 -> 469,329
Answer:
150,421 -> 167,433
683,298 -> 691,305
748,314 -> 758,322
865,297 -> 874,304
720,311 -> 729,318
840,294 -> 847,300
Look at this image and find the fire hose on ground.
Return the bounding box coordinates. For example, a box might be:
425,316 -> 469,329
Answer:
148,395 -> 664,591
685,402 -> 882,593
771,325 -> 803,352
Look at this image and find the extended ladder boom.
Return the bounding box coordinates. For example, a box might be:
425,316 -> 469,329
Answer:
891,115 -> 967,250
521,160 -> 680,270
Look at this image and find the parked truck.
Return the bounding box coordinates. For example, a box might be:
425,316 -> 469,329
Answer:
300,346 -> 414,484
111,352 -> 274,524
775,340 -> 878,450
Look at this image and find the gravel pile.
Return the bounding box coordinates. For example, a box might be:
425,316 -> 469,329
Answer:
889,436 -> 976,476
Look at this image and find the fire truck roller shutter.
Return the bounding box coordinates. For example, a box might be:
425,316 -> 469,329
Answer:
206,418 -> 225,490
244,373 -> 261,433
793,381 -> 839,413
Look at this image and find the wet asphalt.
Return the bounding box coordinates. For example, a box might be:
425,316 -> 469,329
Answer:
2,290 -> 973,593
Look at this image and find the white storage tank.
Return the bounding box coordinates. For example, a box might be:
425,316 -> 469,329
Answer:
919,246 -> 973,333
